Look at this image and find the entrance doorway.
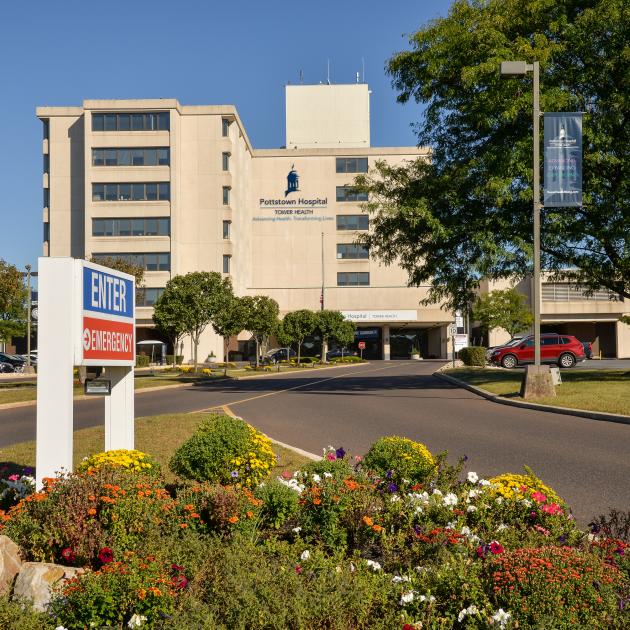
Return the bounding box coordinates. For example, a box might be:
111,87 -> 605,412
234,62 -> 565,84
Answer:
353,328 -> 382,360
390,328 -> 429,359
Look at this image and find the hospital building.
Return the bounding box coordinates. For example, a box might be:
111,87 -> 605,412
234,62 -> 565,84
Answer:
36,84 -> 630,360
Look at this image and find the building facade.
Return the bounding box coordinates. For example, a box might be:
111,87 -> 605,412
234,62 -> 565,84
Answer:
38,85 -> 455,361
37,84 -> 629,360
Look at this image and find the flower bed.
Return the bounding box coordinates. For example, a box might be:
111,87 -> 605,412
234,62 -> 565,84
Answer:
0,421 -> 627,629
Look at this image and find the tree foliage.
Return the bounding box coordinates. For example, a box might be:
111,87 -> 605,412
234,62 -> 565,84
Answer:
89,256 -> 145,301
0,259 -> 27,343
280,309 -> 317,364
152,291 -> 187,367
357,0 -> 629,309
472,288 -> 534,338
241,296 -> 279,366
212,296 -> 248,373
314,310 -> 356,362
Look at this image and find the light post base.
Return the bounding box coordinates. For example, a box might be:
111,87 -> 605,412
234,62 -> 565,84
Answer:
520,364 -> 556,399
23,366 -> 36,375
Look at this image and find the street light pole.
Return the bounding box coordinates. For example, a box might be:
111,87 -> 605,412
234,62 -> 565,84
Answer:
532,61 -> 541,367
25,264 -> 34,374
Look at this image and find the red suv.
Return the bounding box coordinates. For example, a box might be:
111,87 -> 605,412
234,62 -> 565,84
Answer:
489,334 -> 586,369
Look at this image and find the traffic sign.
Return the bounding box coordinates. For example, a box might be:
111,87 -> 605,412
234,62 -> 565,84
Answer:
358,341 -> 366,350
448,324 -> 458,336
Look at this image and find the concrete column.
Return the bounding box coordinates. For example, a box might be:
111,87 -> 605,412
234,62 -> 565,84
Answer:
383,325 -> 390,360
104,366 -> 135,451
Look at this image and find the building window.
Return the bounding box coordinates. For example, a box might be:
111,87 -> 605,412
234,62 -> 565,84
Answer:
336,214 -> 368,230
43,188 -> 49,208
92,147 -> 170,167
336,186 -> 368,202
336,157 -> 368,173
92,217 -> 170,237
137,287 -> 165,307
222,152 -> 230,171
336,243 -> 369,259
43,154 -> 49,173
43,223 -> 50,242
222,118 -> 230,137
92,182 -> 170,202
92,252 -> 170,271
42,119 -> 49,140
337,272 -> 369,286
542,282 -> 618,302
92,112 -> 170,132
223,254 -> 231,274
222,220 -> 231,240
222,186 -> 230,205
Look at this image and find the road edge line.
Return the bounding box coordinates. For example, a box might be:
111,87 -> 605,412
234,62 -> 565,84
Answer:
434,371 -> 630,426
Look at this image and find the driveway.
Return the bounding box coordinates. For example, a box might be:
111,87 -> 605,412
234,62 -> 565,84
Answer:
0,361 -> 628,525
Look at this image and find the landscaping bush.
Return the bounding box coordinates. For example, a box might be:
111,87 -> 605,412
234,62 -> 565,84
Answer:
458,346 -> 487,366
329,355 -> 365,363
166,354 -> 184,365
0,595 -> 49,630
169,414 -> 275,488
135,355 -> 150,368
78,448 -> 160,477
255,480 -> 300,529
362,436 -> 436,485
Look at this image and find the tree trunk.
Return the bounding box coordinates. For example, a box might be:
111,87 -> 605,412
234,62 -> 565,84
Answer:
193,332 -> 199,373
255,338 -> 260,368
321,337 -> 328,364
224,337 -> 228,376
297,340 -> 301,365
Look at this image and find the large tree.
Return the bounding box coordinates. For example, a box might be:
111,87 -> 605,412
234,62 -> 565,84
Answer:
280,309 -> 317,365
472,288 -> 534,339
211,295 -> 248,374
156,272 -> 233,371
0,259 -> 27,344
241,295 -> 279,367
357,0 -> 629,310
314,310 -> 356,362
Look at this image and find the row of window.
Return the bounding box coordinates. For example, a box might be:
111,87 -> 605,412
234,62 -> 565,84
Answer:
92,112 -> 170,132
92,182 -> 170,202
337,272 -> 370,286
336,244 -> 369,259
542,282 -> 618,302
336,186 -> 368,202
92,252 -> 171,271
336,215 -> 368,230
92,147 -> 169,167
92,218 -> 170,237
335,157 -> 368,173
137,287 -> 165,307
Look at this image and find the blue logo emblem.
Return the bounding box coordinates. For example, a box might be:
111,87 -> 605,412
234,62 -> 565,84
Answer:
285,164 -> 299,197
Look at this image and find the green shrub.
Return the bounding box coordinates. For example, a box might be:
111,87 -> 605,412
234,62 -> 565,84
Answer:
135,355 -> 150,367
166,354 -> 184,365
0,595 -> 50,630
457,346 -> 487,366
302,456 -> 354,482
362,436 -> 436,485
329,355 -> 365,363
169,414 -> 275,488
255,480 -> 300,529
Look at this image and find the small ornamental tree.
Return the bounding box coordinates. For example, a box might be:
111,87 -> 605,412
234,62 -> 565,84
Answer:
315,310 -> 355,362
280,309 -> 317,365
472,288 -> 533,339
212,296 -> 248,375
152,291 -> 187,367
334,319 -> 356,351
241,296 -> 279,367
0,259 -> 27,344
89,256 -> 145,302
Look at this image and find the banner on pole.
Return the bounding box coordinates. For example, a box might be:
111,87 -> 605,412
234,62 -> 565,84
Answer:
543,112 -> 583,207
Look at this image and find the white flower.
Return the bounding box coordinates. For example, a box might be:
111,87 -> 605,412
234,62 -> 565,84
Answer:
392,575 -> 410,583
495,497 -> 504,505
457,605 -> 479,622
349,562 -> 356,572
432,488 -> 443,497
366,559 -> 381,571
390,494 -> 401,503
444,493 -> 458,506
418,594 -> 436,603
300,550 -> 310,561
522,499 -> 532,507
292,526 -> 302,533
446,521 -> 457,530
278,477 -> 305,493
467,505 -> 477,513
55,627 -> 69,630
479,479 -> 491,486
323,472 -> 332,478
496,523 -> 508,532
399,591 -> 415,605
467,471 -> 479,484
311,474 -> 321,483
491,608 -> 511,628
127,615 -> 147,629
468,488 -> 481,499
460,526 -> 471,536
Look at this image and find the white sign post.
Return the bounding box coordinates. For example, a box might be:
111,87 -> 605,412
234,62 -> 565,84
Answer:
36,258 -> 135,488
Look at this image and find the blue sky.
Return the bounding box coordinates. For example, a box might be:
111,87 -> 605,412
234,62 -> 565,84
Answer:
0,0 -> 451,271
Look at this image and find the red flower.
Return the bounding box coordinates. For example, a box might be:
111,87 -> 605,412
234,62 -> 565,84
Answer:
476,545 -> 485,558
295,565 -> 302,574
98,547 -> 114,564
490,541 -> 504,555
61,547 -> 76,563
171,573 -> 189,589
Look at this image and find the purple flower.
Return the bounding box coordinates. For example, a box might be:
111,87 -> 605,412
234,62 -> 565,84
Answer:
386,470 -> 394,480
231,471 -> 239,478
335,447 -> 346,459
463,455 -> 469,462
23,467 -> 33,475
387,482 -> 398,493
558,534 -> 567,543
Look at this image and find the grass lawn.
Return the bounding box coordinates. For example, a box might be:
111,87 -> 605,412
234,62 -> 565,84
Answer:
0,412 -> 312,483
444,367 -> 630,416
0,362 -> 360,406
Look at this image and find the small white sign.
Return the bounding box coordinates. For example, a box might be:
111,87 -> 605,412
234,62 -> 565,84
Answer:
341,310 -> 417,322
448,324 -> 458,336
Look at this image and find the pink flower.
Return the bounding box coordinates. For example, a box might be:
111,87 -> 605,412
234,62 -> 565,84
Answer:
354,455 -> 363,462
326,452 -> 337,461
281,470 -> 292,480
531,491 -> 547,504
533,525 -> 551,536
8,474 -> 19,481
542,502 -> 563,515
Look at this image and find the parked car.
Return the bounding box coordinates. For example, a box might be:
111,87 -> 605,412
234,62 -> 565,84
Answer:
485,336 -> 525,361
581,341 -> 593,359
0,362 -> 15,373
264,348 -> 297,364
326,349 -> 358,360
0,352 -> 25,372
489,333 -> 586,369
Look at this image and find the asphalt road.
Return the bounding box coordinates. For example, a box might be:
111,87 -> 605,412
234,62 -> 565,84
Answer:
1,360 -> 628,524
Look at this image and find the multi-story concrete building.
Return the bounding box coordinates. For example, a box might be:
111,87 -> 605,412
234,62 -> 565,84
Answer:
37,84 -> 629,360
38,84 -> 455,361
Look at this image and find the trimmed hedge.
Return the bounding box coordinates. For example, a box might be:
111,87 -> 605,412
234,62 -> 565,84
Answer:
166,355 -> 184,365
329,356 -> 365,364
135,355 -> 150,367
457,346 -> 487,366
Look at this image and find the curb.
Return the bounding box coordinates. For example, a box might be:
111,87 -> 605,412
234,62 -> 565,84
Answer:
232,361 -> 370,380
434,371 -> 630,426
221,405 -> 320,461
